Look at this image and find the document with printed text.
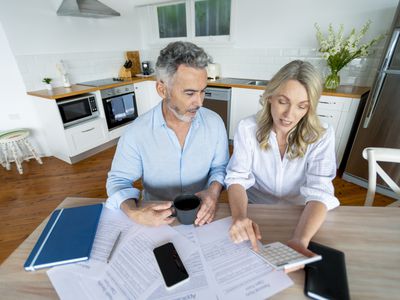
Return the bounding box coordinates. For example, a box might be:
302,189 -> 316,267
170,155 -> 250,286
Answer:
195,217 -> 293,299
48,211 -> 293,300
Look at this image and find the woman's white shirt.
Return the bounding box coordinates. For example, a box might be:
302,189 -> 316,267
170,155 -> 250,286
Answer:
225,115 -> 339,210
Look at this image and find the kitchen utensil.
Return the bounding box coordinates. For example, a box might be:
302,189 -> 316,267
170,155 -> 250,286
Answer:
123,60 -> 132,69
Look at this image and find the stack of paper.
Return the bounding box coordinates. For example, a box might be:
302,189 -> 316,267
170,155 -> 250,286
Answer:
47,207 -> 293,300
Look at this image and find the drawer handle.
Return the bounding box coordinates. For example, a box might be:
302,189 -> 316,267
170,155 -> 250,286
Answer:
318,114 -> 333,118
81,127 -> 95,133
320,101 -> 336,105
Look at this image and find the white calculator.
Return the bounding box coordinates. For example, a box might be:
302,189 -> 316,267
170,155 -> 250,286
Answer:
251,242 -> 322,270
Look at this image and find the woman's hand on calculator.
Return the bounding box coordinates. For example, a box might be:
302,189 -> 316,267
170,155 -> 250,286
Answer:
287,238 -> 316,257
229,217 -> 262,251
286,239 -> 316,257
285,239 -> 318,273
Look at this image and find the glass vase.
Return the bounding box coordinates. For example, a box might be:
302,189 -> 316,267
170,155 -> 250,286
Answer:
325,70 -> 340,89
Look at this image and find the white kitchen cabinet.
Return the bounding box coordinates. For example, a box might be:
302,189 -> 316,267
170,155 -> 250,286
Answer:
65,118 -> 107,157
317,95 -> 360,165
31,81 -> 164,164
229,87 -> 264,140
135,80 -> 162,115
229,89 -> 360,165
31,93 -> 110,164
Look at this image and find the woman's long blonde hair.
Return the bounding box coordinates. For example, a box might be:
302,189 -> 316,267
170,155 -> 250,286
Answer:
256,60 -> 325,159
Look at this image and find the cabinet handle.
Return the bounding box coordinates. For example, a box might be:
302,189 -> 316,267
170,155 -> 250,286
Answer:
81,127 -> 95,133
318,114 -> 333,118
319,101 -> 336,105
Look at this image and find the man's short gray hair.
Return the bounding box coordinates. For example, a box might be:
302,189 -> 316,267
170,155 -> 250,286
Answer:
156,41 -> 211,86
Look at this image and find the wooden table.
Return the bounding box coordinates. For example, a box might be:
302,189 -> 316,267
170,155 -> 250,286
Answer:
0,197 -> 399,299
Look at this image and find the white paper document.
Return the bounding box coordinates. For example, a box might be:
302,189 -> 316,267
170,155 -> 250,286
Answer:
91,225 -> 196,300
195,217 -> 293,300
48,211 -> 293,300
48,214 -> 195,300
142,224 -> 217,300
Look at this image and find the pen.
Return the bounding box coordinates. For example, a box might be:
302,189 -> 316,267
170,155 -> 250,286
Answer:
107,231 -> 122,263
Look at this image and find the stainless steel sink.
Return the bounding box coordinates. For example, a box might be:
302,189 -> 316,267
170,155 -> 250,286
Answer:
247,80 -> 268,86
213,77 -> 268,86
214,78 -> 253,85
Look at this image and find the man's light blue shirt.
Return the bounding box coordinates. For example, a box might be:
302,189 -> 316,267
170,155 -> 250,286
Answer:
106,101 -> 229,209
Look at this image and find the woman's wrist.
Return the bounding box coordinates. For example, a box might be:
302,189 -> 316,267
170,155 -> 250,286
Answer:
232,214 -> 249,223
288,236 -> 309,248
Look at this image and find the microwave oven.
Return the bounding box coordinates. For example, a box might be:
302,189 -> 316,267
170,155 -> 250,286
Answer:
57,94 -> 99,128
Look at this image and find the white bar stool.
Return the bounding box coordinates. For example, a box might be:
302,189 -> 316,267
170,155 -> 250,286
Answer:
0,129 -> 43,174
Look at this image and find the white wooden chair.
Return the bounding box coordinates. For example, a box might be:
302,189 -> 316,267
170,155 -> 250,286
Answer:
362,147 -> 400,207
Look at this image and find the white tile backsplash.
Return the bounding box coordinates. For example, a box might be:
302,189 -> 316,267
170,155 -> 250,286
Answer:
17,45 -> 383,92
16,51 -> 126,91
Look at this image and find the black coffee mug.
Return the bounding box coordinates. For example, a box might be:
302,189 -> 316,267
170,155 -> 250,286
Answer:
171,194 -> 202,225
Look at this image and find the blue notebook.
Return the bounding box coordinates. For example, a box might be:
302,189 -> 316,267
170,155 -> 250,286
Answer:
24,203 -> 103,271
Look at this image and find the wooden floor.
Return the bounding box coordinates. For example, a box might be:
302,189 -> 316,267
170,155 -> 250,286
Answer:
0,145 -> 395,264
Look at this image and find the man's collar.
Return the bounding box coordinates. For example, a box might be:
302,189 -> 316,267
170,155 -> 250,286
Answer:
154,101 -> 166,127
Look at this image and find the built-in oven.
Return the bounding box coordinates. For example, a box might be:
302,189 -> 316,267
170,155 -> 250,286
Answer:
101,84 -> 138,130
203,87 -> 231,136
57,94 -> 99,128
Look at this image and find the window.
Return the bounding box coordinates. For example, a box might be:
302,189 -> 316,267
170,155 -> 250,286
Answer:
195,0 -> 231,37
148,0 -> 232,41
157,3 -> 187,38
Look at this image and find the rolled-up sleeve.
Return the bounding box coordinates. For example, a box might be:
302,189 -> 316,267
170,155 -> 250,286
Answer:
106,131 -> 142,209
224,119 -> 256,190
300,126 -> 340,210
207,117 -> 229,187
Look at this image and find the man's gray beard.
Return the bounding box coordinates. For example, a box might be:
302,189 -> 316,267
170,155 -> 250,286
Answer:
166,98 -> 194,123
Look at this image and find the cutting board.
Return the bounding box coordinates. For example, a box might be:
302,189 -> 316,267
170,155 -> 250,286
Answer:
126,51 -> 141,76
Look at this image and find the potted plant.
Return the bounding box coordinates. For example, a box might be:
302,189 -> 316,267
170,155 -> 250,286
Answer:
315,20 -> 384,89
42,78 -> 53,90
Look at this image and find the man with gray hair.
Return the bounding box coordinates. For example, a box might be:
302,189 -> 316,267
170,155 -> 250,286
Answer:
106,41 -> 229,226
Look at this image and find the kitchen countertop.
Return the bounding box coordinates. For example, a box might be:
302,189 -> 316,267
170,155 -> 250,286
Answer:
27,76 -> 369,100
207,80 -> 370,98
27,77 -> 154,100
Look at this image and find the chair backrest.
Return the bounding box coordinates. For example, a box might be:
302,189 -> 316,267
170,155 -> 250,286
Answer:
362,147 -> 400,206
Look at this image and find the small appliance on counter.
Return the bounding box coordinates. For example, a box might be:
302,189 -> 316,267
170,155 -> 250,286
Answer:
57,94 -> 99,128
206,63 -> 221,80
141,61 -> 154,76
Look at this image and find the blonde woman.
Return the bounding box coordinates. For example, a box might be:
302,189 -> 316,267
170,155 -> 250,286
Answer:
225,60 -> 339,256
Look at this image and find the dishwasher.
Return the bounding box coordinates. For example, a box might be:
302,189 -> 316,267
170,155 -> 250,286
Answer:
203,87 -> 231,137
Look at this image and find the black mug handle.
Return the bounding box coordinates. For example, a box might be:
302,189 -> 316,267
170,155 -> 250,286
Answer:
169,204 -> 176,218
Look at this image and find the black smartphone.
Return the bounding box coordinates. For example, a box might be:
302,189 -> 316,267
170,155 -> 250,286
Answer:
153,242 -> 189,289
304,241 -> 350,300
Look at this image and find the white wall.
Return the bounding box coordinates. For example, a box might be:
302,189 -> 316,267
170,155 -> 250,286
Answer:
139,0 -> 399,85
0,21 -> 46,153
0,0 -> 144,156
1,0 -> 142,55
232,0 -> 396,48
1,0 -> 144,91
